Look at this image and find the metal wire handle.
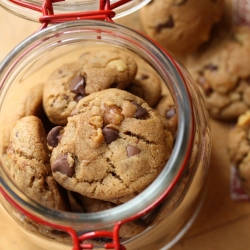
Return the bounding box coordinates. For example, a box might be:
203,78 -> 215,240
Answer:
9,0 -> 132,30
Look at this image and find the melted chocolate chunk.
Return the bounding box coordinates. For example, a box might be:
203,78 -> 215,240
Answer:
139,74 -> 149,80
110,82 -> 118,88
156,15 -> 174,33
132,102 -> 148,118
174,0 -> 188,5
166,108 -> 176,119
52,154 -> 74,177
74,95 -> 84,102
47,126 -> 63,147
127,145 -> 141,157
245,76 -> 250,83
102,127 -> 119,144
198,76 -> 213,96
69,75 -> 86,97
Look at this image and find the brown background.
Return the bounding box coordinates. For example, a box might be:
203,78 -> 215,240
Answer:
1,1 -> 250,249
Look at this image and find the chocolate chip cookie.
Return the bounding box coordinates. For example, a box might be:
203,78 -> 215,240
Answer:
228,110 -> 250,195
43,49 -> 138,125
139,0 -> 224,56
49,89 -> 174,204
185,26 -> 250,121
7,116 -> 68,210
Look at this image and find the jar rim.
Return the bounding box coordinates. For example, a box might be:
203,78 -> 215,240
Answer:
0,0 -> 152,22
0,20 -> 194,227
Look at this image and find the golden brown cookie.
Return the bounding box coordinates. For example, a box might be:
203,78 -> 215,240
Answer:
7,116 -> 68,210
185,26 -> 250,121
43,49 -> 138,125
228,110 -> 250,195
49,89 -> 174,204
139,0 -> 224,56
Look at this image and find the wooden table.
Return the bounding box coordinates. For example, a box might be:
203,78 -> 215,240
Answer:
1,3 -> 250,250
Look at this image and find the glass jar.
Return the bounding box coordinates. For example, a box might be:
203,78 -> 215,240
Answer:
0,20 -> 211,250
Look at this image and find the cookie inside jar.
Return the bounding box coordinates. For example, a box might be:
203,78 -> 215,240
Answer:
0,43 -> 180,244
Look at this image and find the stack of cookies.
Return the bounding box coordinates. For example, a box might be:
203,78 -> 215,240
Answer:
1,46 -> 179,242
181,4 -> 250,198
139,0 -> 225,57
137,0 -> 250,197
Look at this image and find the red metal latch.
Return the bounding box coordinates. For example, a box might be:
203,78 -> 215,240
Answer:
9,0 -> 132,30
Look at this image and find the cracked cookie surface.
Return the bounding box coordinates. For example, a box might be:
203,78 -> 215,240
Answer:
43,49 -> 137,125
7,116 -> 69,210
185,26 -> 250,121
139,0 -> 224,56
49,89 -> 174,204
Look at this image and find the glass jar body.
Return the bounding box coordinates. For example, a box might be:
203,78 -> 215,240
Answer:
0,20 -> 211,250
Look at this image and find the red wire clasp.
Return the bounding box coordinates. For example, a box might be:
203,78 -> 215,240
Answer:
9,0 -> 132,30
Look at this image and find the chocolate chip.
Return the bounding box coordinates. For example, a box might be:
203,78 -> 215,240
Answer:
156,15 -> 174,33
69,75 -> 86,96
47,126 -> 63,147
102,127 -> 119,144
166,108 -> 176,119
139,74 -> 149,80
132,102 -> 148,118
204,64 -> 218,71
110,82 -> 118,88
51,154 -> 74,177
245,76 -> 250,83
198,76 -> 213,96
173,0 -> 188,5
127,145 -> 141,157
74,95 -> 84,102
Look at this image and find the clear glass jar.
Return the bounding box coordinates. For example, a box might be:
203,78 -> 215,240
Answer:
0,20 -> 211,250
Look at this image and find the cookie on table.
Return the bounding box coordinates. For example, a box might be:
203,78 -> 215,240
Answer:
7,116 -> 69,211
126,59 -> 162,107
49,89 -> 174,204
139,0 -> 224,56
228,110 -> 250,195
43,49 -> 138,125
185,26 -> 250,121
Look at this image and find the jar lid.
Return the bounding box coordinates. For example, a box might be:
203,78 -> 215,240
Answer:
0,0 -> 151,22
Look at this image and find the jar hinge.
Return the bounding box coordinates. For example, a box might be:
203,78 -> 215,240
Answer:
8,0 -> 132,30
0,185 -> 126,249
